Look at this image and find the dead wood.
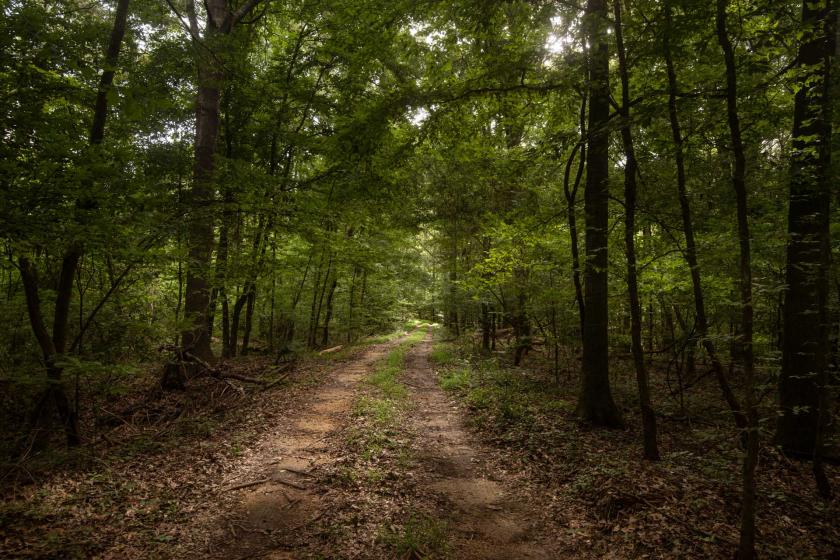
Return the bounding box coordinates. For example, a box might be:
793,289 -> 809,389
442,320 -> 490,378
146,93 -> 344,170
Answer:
273,477 -> 308,490
223,478 -> 271,492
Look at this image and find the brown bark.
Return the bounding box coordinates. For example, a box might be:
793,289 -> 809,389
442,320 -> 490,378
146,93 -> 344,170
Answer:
321,276 -> 338,347
180,0 -> 264,362
614,0 -> 659,460
17,0 -> 130,446
778,0 -> 834,468
564,93 -> 587,340
576,0 -> 622,428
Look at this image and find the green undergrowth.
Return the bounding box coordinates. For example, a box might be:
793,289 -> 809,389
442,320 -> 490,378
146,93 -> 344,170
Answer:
430,340 -> 573,436
346,330 -> 426,473
314,320 -> 431,361
379,513 -> 452,559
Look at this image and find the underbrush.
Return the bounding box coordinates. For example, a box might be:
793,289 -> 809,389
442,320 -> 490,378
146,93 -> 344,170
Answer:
379,513 -> 452,559
430,336 -> 840,559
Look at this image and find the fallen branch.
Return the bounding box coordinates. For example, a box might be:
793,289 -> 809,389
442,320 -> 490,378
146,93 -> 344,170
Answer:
179,350 -> 268,385
223,478 -> 270,492
273,477 -> 308,490
220,372 -> 267,385
277,466 -> 312,477
261,371 -> 292,392
319,345 -> 343,355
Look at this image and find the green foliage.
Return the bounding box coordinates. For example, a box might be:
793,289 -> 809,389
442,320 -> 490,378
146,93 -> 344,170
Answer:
439,367 -> 470,392
429,342 -> 457,366
380,514 -> 452,560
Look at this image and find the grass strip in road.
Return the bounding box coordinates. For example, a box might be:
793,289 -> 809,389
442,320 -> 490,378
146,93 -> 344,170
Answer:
346,329 -> 426,465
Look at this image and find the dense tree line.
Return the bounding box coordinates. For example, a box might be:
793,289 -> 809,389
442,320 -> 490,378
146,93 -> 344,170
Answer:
1,0 -> 837,557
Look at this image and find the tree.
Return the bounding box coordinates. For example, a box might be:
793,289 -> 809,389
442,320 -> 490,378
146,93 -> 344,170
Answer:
777,0 -> 834,476
662,0 -> 745,430
716,0 -> 759,554
576,0 -> 622,427
614,0 -> 659,459
17,0 -> 131,446
178,0 -> 265,362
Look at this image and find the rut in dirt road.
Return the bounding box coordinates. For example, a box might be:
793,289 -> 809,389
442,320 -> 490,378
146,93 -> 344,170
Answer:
402,335 -> 551,559
182,342 -> 396,559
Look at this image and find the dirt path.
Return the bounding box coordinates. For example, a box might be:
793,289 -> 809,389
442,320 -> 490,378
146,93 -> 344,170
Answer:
401,335 -> 551,559
181,333 -> 552,559
180,342 -> 395,559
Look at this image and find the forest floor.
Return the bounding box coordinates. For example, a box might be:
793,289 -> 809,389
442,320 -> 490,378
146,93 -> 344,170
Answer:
2,327 -> 839,558
171,329 -> 557,559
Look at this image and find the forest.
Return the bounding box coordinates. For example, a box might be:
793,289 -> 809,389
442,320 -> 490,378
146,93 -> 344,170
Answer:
0,0 -> 838,558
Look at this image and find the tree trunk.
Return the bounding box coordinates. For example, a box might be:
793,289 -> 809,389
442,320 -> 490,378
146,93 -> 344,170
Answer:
322,276 -> 338,346
564,93 -> 587,340
481,300 -> 491,353
307,250 -> 326,348
716,2 -> 759,555
310,253 -> 333,348
18,258 -> 81,446
180,0 -> 264,362
241,284 -> 257,355
513,280 -> 530,366
615,0 -> 659,460
17,0 -> 130,446
576,0 -> 622,427
229,289 -> 248,358
663,0 -> 745,430
241,221 -> 270,355
777,0 -> 834,462
182,13 -> 221,362
347,265 -> 359,343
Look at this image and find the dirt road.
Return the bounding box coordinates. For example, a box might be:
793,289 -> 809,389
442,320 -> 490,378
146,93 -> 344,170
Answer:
182,333 -> 552,559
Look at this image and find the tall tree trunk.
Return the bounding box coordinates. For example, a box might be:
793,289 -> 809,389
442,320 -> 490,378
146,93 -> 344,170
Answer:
18,0 -> 130,445
481,300 -> 491,353
307,250 -> 326,347
614,0 -> 659,460
716,2 -> 759,555
310,253 -> 333,348
347,265 -> 358,343
240,284 -> 256,355
513,278 -> 530,366
228,290 -> 242,358
241,220 -> 271,355
564,93 -> 587,340
577,0 -> 622,427
663,0 -> 745,430
322,276 -> 338,346
777,0 -> 834,467
182,12 -> 221,361
180,0 -> 264,362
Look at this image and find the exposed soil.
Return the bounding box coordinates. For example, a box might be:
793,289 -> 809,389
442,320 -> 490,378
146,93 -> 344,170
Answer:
400,335 -> 552,559
177,342 -> 395,559
175,332 -> 556,559
22,330 -> 828,559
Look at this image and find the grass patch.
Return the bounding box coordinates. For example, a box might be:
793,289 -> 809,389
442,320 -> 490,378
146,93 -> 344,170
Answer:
439,367 -> 470,392
347,331 -> 426,467
434,352 -> 554,433
353,395 -> 398,426
429,342 -> 456,366
380,514 -> 452,559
